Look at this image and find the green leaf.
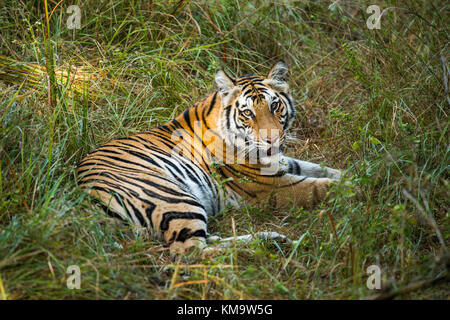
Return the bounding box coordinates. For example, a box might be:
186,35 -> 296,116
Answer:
352,141 -> 362,150
370,136 -> 381,145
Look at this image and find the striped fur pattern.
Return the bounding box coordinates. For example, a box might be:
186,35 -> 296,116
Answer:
76,61 -> 342,253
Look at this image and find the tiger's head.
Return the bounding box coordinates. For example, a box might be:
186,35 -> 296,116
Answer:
215,61 -> 296,162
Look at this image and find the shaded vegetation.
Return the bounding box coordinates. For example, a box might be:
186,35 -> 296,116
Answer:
0,0 -> 448,299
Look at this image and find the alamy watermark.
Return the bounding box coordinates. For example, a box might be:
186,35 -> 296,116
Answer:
66,265 -> 81,289
366,265 -> 381,290
366,5 -> 382,30
67,5 -> 81,30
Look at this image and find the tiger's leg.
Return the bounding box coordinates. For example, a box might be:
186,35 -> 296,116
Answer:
251,174 -> 338,209
207,231 -> 292,247
79,170 -> 208,254
157,208 -> 208,254
280,156 -> 342,179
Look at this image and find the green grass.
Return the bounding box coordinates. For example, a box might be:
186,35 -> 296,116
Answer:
0,0 -> 448,299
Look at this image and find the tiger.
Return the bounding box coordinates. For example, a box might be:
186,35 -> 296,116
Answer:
76,61 -> 342,254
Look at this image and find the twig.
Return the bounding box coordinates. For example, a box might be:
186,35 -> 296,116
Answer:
402,188 -> 447,251
326,210 -> 340,246
366,271 -> 448,300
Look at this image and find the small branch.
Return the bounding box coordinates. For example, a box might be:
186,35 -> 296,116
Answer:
366,271 -> 448,300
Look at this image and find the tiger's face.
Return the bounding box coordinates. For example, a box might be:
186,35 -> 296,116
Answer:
216,61 -> 296,162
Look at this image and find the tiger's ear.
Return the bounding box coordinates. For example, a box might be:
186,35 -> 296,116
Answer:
267,61 -> 289,82
215,70 -> 235,94
266,61 -> 289,91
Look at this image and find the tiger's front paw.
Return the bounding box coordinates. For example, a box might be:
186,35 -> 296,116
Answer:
324,167 -> 342,180
313,177 -> 340,205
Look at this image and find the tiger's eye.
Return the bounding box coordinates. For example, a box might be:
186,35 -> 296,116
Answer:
242,110 -> 254,117
271,101 -> 279,111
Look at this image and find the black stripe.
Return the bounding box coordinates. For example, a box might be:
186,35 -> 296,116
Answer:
142,188 -> 204,209
130,176 -> 193,198
205,92 -> 218,116
89,154 -> 151,171
189,229 -> 207,239
145,203 -> 156,229
176,228 -> 207,242
160,211 -> 207,231
150,153 -> 186,178
158,125 -> 172,134
121,148 -> 161,168
225,105 -> 231,129
243,88 -> 254,96
171,118 -> 183,129
90,149 -> 122,156
126,199 -> 148,227
176,228 -> 191,242
292,160 -> 301,175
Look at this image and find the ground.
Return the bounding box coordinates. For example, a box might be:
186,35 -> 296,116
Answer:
0,0 -> 448,299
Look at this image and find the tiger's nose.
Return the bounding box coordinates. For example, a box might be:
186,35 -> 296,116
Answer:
264,135 -> 279,144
